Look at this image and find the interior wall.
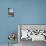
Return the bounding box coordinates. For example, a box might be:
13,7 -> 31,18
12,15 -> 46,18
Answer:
0,0 -> 46,44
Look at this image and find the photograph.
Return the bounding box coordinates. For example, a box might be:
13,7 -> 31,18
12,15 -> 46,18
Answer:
0,0 -> 46,46
8,8 -> 14,16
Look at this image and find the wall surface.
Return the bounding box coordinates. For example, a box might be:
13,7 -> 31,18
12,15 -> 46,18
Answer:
0,0 -> 46,44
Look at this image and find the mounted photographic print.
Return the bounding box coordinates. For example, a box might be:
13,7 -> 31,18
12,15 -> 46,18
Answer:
8,8 -> 14,16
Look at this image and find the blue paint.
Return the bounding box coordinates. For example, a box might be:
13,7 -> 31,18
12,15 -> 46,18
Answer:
0,0 -> 46,44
